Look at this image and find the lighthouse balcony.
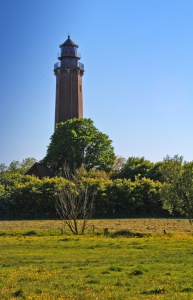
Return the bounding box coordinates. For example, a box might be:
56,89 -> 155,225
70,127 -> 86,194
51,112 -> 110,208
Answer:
57,51 -> 81,60
79,62 -> 84,70
54,62 -> 61,70
54,61 -> 84,70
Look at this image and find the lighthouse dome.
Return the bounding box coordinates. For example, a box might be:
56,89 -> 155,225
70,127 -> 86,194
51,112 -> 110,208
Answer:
60,35 -> 78,53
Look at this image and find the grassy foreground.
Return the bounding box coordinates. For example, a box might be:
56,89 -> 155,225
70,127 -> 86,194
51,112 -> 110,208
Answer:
1,228 -> 193,299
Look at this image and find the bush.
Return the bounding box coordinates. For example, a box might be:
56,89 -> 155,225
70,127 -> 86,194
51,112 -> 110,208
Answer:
0,167 -> 165,219
0,172 -> 66,219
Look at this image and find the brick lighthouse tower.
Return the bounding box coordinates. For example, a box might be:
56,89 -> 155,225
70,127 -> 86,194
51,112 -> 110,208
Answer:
54,36 -> 85,132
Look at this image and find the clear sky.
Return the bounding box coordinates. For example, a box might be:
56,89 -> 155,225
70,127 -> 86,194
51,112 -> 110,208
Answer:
0,0 -> 193,166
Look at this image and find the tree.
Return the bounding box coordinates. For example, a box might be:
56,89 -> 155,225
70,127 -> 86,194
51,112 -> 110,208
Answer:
0,183 -> 5,197
160,155 -> 193,220
0,164 -> 7,173
121,157 -> 154,181
55,167 -> 96,234
7,160 -> 20,173
6,158 -> 36,175
113,156 -> 126,172
42,118 -> 115,174
20,158 -> 37,174
110,156 -> 126,179
146,162 -> 164,182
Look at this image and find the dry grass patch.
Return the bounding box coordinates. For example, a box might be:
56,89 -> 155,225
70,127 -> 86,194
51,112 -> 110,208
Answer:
0,218 -> 192,233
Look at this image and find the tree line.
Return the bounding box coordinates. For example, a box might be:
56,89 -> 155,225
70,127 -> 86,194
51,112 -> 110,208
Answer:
0,118 -> 192,221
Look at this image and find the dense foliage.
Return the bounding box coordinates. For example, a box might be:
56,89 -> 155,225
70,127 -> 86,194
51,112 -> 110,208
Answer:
0,158 -> 36,175
120,157 -> 154,181
42,118 -> 115,174
1,126 -> 192,220
0,171 -> 65,219
0,162 -> 167,219
160,155 -> 193,220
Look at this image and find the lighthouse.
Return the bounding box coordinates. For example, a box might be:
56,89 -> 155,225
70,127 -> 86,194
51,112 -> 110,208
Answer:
54,36 -> 85,132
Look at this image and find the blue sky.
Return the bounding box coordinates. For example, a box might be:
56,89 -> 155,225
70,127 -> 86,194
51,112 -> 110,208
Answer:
0,0 -> 193,166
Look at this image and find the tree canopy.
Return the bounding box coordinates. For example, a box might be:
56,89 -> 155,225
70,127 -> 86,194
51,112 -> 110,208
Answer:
121,156 -> 154,181
0,158 -> 36,175
146,162 -> 164,182
160,155 -> 193,220
42,118 -> 115,174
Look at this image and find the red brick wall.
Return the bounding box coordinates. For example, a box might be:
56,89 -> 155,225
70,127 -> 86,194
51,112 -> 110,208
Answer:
54,68 -> 83,129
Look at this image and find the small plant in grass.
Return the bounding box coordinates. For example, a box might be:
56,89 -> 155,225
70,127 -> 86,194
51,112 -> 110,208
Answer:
12,289 -> 24,297
2,263 -> 11,267
86,279 -> 99,284
101,270 -> 110,274
109,266 -> 122,272
85,273 -> 92,278
36,288 -> 43,294
115,281 -> 124,286
130,269 -> 143,276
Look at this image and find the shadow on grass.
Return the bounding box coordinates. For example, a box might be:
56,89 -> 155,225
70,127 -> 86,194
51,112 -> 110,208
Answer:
130,270 -> 143,276
111,230 -> 151,238
0,230 -> 62,237
142,287 -> 166,294
181,287 -> 193,292
23,230 -> 37,236
12,289 -> 24,297
109,266 -> 122,272
0,229 -> 183,238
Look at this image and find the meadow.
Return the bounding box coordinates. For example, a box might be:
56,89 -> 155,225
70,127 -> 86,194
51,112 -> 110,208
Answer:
1,218 -> 193,233
1,220 -> 193,299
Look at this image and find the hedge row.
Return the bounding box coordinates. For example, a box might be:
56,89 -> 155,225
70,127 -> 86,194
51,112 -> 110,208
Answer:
0,171 -> 169,219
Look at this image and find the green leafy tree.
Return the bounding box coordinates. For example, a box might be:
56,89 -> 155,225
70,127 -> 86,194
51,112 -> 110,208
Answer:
20,158 -> 37,174
105,176 -> 163,216
7,161 -> 20,174
146,162 -> 164,182
6,158 -> 36,175
121,157 -> 154,181
42,118 -> 115,174
0,164 -> 7,173
160,155 -> 193,220
0,184 -> 5,197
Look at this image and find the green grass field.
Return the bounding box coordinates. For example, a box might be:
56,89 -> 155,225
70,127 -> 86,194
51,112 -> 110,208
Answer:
1,221 -> 193,299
